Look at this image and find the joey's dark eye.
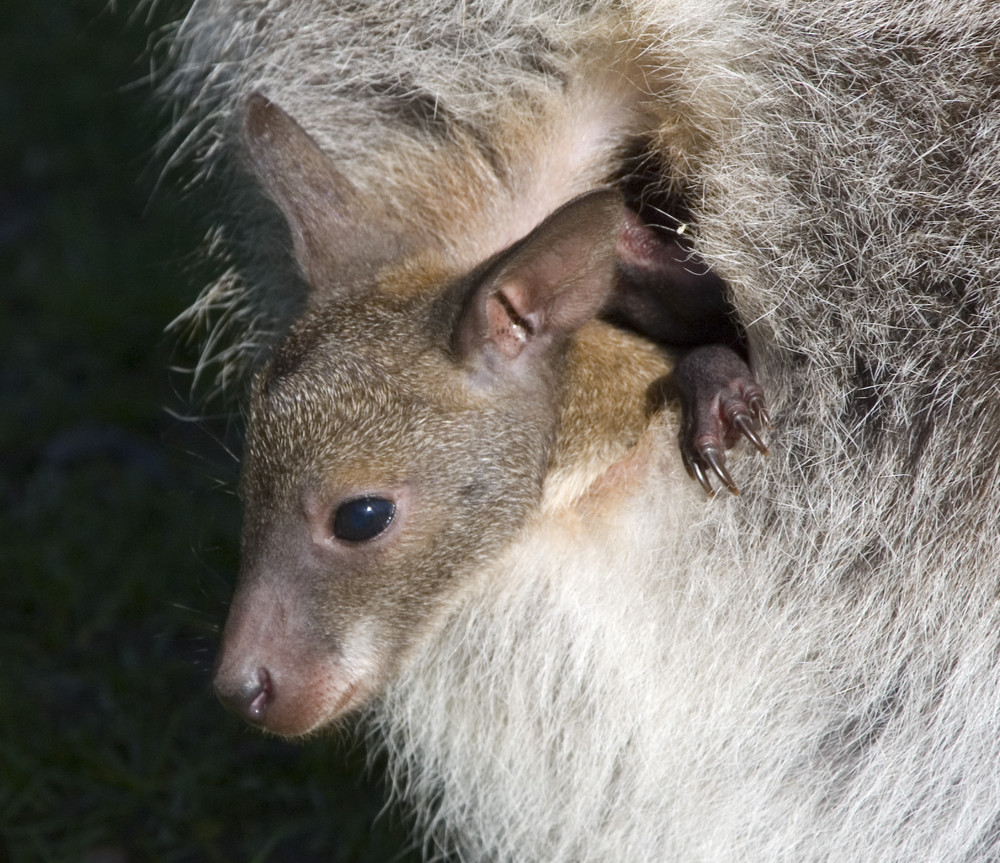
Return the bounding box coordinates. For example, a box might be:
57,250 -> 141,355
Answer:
332,497 -> 396,542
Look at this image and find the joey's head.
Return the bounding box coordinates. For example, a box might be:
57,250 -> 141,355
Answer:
212,94 -> 623,737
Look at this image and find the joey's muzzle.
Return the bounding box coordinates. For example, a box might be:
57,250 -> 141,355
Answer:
213,578 -> 371,736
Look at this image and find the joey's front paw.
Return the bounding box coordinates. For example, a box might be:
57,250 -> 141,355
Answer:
673,345 -> 770,495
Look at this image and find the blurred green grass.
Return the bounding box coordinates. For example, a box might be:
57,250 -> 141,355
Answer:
0,2 -> 419,860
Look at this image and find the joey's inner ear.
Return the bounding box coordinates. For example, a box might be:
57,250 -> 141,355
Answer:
243,93 -> 411,297
455,190 -> 624,373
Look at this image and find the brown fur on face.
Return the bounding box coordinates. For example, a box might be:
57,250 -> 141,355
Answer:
215,122 -> 637,733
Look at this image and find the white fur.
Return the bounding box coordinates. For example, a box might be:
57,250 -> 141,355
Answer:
163,0 -> 1000,859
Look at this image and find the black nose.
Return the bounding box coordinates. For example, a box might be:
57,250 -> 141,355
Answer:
215,666 -> 274,724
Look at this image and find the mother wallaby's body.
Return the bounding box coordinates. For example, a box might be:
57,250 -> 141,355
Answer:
164,1 -> 1000,860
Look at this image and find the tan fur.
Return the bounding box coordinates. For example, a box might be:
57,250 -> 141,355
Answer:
545,322 -> 673,512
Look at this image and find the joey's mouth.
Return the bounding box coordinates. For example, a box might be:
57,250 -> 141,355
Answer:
217,665 -> 376,738
213,628 -> 382,737
269,678 -> 372,739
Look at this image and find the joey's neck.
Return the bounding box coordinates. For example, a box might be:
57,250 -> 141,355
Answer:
543,321 -> 674,510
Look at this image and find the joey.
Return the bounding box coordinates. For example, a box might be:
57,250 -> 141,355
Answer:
215,96 -> 627,734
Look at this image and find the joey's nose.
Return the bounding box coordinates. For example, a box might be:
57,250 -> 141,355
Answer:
215,666 -> 274,725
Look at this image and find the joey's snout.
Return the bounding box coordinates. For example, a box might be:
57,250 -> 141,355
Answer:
212,578 -> 377,737
212,621 -> 301,735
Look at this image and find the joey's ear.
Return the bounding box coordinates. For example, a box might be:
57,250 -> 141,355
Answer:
455,190 -> 623,374
243,93 -> 410,296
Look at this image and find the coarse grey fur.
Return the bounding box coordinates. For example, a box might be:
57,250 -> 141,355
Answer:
163,0 -> 1000,860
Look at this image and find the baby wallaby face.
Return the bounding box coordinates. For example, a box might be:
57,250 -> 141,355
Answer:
212,95 -> 622,736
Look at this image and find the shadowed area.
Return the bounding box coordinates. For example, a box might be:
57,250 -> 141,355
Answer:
0,2 -> 420,860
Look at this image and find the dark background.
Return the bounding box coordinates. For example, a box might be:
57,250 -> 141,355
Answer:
0,2 -> 418,860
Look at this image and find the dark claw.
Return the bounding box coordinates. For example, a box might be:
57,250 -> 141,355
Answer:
733,414 -> 769,456
681,448 -> 695,480
689,456 -> 714,495
694,463 -> 714,495
748,395 -> 771,428
702,446 -> 739,495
